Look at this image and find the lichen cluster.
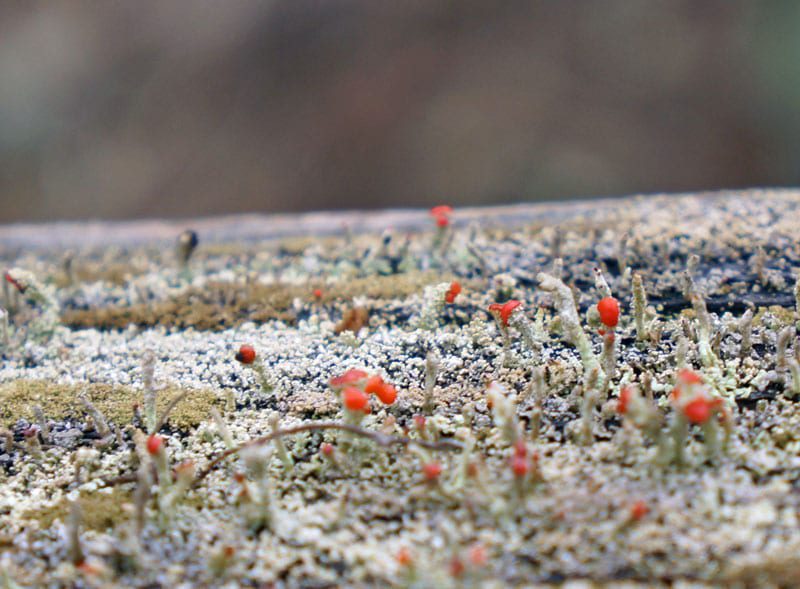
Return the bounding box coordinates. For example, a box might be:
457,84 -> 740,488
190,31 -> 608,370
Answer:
1,192 -> 800,587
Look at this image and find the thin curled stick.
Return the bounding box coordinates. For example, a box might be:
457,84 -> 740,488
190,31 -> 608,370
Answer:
191,421 -> 463,486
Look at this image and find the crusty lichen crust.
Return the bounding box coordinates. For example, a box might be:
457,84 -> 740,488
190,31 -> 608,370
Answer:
1,191 -> 800,587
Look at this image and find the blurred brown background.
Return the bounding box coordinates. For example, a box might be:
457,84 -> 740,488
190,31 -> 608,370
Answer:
0,1 -> 798,223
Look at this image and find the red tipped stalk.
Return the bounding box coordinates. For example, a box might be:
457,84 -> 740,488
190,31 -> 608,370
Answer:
422,461 -> 443,482
364,375 -> 398,405
329,369 -> 369,390
430,205 -> 453,228
396,547 -> 413,567
511,455 -> 529,478
445,281 -> 462,303
235,344 -> 256,365
629,499 -> 649,521
597,296 -> 620,328
617,385 -> 634,415
146,434 -> 164,455
488,300 -> 522,326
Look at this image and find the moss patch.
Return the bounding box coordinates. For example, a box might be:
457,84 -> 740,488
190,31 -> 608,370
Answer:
0,380 -> 220,430
61,272 -> 454,331
24,488 -> 131,532
53,261 -> 146,288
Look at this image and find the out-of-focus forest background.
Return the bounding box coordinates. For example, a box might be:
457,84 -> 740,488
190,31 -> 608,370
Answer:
1,1 -> 799,223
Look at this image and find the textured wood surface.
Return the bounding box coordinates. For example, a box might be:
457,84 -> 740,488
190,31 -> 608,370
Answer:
1,189 -> 785,248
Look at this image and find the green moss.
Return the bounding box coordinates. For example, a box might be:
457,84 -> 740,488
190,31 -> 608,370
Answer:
24,488 -> 131,532
753,305 -> 797,328
0,380 -> 220,429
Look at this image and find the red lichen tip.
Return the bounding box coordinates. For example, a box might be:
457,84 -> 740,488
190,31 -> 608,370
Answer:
235,344 -> 256,365
430,205 -> 453,228
429,205 -> 453,218
4,271 -> 25,294
422,461 -> 443,481
396,547 -> 413,567
468,544 -> 488,567
511,455 -> 529,478
513,438 -> 527,458
683,397 -> 713,425
488,300 -> 522,326
329,369 -> 369,389
677,368 -> 703,385
617,386 -> 634,415
630,499 -> 649,521
445,281 -> 462,304
342,387 -> 369,412
312,288 -> 323,299
146,434 -> 164,455
362,374 -> 398,405
449,557 -> 465,578
376,383 -> 397,405
364,375 -> 384,395
320,442 -> 335,457
597,296 -> 620,328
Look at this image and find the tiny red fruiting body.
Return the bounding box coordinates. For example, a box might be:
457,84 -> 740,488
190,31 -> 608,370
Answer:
364,375 -> 384,395
342,387 -> 369,412
329,369 -> 369,389
683,397 -> 713,424
374,383 -> 397,405
320,443 -> 334,457
76,561 -> 102,576
363,374 -> 398,404
511,455 -> 529,478
235,344 -> 256,365
488,299 -> 522,326
445,281 -> 462,304
146,434 -> 164,455
677,368 -> 703,385
430,205 -> 453,228
630,500 -> 649,521
422,461 -> 443,481
513,438 -> 527,458
396,547 -> 413,567
449,557 -> 465,578
468,544 -> 487,567
175,460 -> 195,474
617,386 -> 633,415
4,271 -> 25,293
597,296 -> 620,328
313,288 -> 323,299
